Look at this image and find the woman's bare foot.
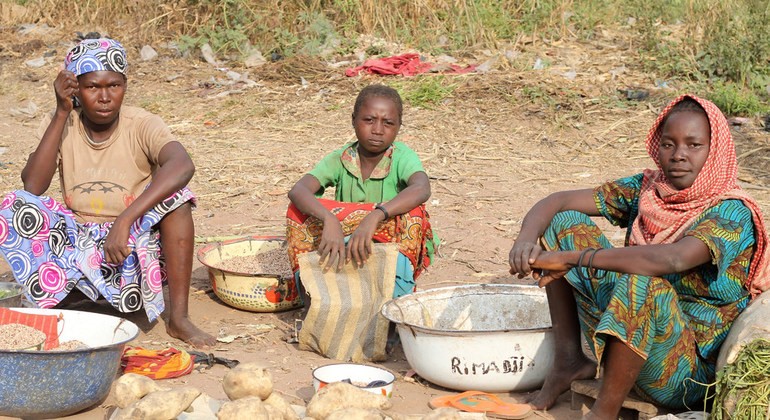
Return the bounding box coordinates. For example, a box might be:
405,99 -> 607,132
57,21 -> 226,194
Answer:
528,355 -> 597,410
166,316 -> 216,348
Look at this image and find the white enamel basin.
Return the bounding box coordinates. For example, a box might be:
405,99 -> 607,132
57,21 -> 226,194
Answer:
381,284 -> 554,392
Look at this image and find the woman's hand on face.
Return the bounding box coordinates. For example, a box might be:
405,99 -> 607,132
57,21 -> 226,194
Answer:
508,240 -> 543,278
103,219 -> 132,265
318,219 -> 346,272
53,70 -> 78,113
347,213 -> 379,268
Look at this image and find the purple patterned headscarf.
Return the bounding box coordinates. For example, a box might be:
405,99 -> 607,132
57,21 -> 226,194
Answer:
64,38 -> 128,76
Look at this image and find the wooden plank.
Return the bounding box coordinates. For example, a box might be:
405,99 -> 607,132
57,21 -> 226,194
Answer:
570,379 -> 660,420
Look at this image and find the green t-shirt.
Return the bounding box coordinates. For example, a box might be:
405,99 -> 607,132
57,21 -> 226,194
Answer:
309,141 -> 425,202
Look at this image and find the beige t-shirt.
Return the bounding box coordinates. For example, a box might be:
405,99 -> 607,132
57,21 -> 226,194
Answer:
36,106 -> 174,223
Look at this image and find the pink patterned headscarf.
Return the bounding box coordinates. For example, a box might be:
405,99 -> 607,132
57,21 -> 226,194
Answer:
630,94 -> 770,297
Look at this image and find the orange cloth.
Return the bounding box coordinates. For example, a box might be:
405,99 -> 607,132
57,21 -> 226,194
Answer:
121,346 -> 194,379
0,307 -> 60,350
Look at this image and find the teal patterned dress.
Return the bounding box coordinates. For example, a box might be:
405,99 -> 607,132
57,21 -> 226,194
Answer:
542,173 -> 754,408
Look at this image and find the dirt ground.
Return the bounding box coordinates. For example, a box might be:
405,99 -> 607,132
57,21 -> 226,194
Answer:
1,22 -> 769,420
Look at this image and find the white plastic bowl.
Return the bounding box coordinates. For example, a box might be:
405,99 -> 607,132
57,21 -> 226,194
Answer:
312,363 -> 395,398
381,284 -> 554,392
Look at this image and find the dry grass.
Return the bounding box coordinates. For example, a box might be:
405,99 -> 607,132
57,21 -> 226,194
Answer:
8,0 -> 755,55
18,0 -> 557,48
8,0 -> 767,103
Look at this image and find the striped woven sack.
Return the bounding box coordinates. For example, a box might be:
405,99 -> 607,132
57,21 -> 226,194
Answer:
298,243 -> 398,362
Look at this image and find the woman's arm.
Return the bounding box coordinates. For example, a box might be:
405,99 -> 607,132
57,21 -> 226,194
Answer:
347,171 -> 430,266
509,189 -> 599,277
102,141 -> 194,264
287,174 -> 346,271
22,70 -> 79,194
530,237 -> 712,287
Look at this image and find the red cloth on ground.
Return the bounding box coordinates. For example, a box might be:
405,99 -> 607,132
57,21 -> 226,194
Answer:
345,53 -> 475,77
0,307 -> 60,350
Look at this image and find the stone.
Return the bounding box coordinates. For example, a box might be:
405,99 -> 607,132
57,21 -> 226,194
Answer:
476,55 -> 499,73
200,43 -> 219,66
24,57 -> 45,68
140,45 -> 158,61
9,100 -> 38,119
244,50 -> 266,68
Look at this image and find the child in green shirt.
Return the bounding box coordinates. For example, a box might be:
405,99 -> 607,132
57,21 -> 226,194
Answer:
287,84 -> 436,297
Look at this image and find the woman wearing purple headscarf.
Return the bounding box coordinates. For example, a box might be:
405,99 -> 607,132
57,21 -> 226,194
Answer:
0,36 -> 215,347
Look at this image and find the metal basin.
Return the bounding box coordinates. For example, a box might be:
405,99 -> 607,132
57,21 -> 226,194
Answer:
0,308 -> 139,418
0,282 -> 24,308
381,284 -> 554,392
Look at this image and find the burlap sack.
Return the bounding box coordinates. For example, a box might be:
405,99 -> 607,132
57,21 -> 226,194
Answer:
298,243 -> 398,362
716,288 -> 770,370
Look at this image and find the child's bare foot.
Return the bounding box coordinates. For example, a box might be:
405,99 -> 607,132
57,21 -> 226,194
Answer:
528,355 -> 597,410
166,316 -> 216,348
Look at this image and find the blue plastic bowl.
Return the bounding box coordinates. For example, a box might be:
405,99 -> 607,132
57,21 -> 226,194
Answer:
0,309 -> 139,418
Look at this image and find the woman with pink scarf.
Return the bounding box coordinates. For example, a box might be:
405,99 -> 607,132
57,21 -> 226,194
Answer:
509,95 -> 770,418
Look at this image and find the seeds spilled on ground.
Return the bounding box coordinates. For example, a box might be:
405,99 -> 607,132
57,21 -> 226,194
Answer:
213,246 -> 292,277
0,323 -> 47,350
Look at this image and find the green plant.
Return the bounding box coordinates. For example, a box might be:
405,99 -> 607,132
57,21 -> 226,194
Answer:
521,85 -> 556,108
707,80 -> 769,116
697,0 -> 770,88
391,76 -> 458,109
271,27 -> 300,56
173,0 -> 265,55
138,98 -> 163,114
365,45 -> 385,57
204,25 -> 251,53
296,11 -> 340,56
709,339 -> 770,420
176,34 -> 203,55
